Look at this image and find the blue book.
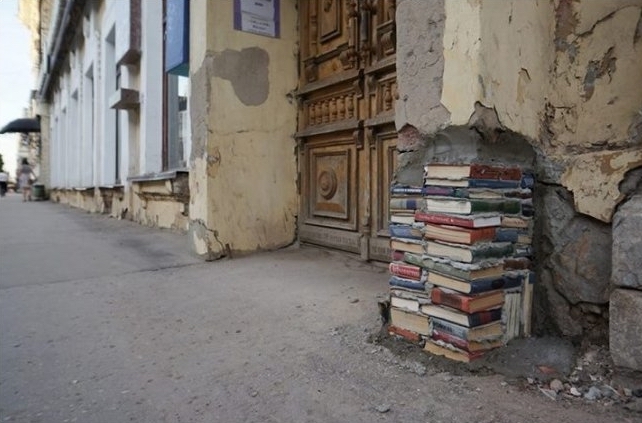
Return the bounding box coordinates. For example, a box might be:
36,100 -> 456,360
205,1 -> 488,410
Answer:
389,276 -> 427,292
390,185 -> 423,195
388,224 -> 423,240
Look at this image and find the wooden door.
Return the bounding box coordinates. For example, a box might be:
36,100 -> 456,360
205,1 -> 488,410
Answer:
297,0 -> 397,261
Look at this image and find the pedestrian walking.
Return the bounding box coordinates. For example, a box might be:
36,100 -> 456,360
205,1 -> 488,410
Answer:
18,158 -> 36,202
0,169 -> 8,197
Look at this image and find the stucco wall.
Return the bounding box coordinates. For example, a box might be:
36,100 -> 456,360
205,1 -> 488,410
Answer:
189,0 -> 298,258
439,0 -> 642,222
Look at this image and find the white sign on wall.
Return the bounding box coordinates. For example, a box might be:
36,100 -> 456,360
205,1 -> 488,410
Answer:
234,0 -> 280,38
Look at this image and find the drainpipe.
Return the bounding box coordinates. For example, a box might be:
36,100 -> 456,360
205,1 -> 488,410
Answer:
39,0 -> 78,98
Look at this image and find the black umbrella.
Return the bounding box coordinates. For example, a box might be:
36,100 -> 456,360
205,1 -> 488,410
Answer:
0,117 -> 40,134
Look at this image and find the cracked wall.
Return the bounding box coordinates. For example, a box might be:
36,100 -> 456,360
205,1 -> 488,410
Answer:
188,0 -> 298,260
395,0 -> 642,349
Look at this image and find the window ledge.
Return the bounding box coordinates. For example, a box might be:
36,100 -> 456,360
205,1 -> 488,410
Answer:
109,88 -> 139,110
127,169 -> 189,183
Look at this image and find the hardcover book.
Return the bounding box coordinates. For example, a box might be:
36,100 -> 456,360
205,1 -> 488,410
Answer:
390,307 -> 431,336
390,197 -> 423,210
390,237 -> 425,255
418,255 -> 505,281
414,211 -> 502,229
420,304 -> 502,327
431,329 -> 504,353
390,185 -> 424,195
427,271 -> 522,294
431,287 -> 505,314
424,240 -> 514,263
431,316 -> 503,342
423,340 -> 485,363
389,275 -> 427,292
423,197 -> 521,215
494,228 -> 533,244
424,163 -> 522,181
388,324 -> 422,343
390,213 -> 416,225
388,224 -> 424,240
389,262 -> 425,281
390,296 -> 421,313
423,223 -> 497,245
424,178 -> 522,189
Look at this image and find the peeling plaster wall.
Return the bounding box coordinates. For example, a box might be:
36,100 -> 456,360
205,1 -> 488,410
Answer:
438,0 -> 642,223
188,0 -> 298,259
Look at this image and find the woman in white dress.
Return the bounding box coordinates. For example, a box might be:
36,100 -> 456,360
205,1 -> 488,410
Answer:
18,158 -> 36,202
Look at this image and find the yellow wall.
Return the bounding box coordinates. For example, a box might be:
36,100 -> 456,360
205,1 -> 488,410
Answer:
441,0 -> 642,222
189,0 -> 299,258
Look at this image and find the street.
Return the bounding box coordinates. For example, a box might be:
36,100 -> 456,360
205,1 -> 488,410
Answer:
0,193 -> 636,422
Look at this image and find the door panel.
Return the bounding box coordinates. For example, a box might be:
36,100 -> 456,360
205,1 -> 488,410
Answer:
298,0 -> 397,260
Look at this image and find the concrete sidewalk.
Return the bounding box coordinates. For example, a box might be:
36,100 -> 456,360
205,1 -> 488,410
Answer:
0,194 -> 634,422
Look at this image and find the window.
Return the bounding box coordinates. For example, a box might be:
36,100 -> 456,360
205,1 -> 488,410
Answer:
163,0 -> 190,171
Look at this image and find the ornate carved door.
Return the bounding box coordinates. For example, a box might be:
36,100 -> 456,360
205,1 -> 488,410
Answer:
297,0 -> 397,261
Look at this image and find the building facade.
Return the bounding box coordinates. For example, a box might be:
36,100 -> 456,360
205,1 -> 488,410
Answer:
28,0 -> 642,369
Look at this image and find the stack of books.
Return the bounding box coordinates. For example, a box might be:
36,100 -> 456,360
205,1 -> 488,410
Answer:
387,184 -> 432,342
387,163 -> 535,363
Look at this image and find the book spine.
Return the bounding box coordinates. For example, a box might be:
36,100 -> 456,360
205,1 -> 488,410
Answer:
389,198 -> 421,210
470,243 -> 514,261
414,211 -> 475,228
431,317 -> 471,340
388,225 -> 422,239
468,179 -> 521,189
468,274 -> 523,294
402,251 -> 425,268
391,185 -> 424,195
467,308 -> 502,327
390,250 -> 406,262
469,164 -> 522,180
431,329 -> 471,351
389,262 -> 422,280
388,325 -> 422,343
429,261 -> 470,281
431,288 -> 472,313
495,228 -> 518,243
422,186 -> 464,197
389,276 -> 426,291
469,199 -> 521,214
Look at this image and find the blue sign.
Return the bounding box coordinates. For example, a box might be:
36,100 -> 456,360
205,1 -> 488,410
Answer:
165,0 -> 190,76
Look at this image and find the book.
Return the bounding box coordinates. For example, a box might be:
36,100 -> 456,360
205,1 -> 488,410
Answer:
390,307 -> 431,336
423,197 -> 521,215
390,213 -> 416,225
415,211 -> 501,228
418,255 -> 505,281
420,304 -> 502,327
431,287 -> 505,314
390,296 -> 421,313
389,262 -> 424,281
388,224 -> 423,240
521,272 -> 534,337
431,316 -> 503,342
388,324 -> 422,343
424,240 -> 514,263
424,163 -> 522,181
389,275 -> 426,292
431,329 -> 504,353
401,251 -> 426,268
495,228 -> 532,244
390,249 -> 406,262
502,289 -> 522,342
390,237 -> 425,255
390,185 -> 424,195
423,223 -> 497,245
501,215 -> 533,229
427,272 -> 523,294
503,257 -> 532,270
423,340 -> 485,363
422,186 -> 528,199
390,197 -> 423,210
390,288 -> 432,303
424,178 -> 522,189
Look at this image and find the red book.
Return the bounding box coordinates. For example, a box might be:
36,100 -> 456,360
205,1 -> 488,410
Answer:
389,262 -> 423,281
388,325 -> 422,343
423,223 -> 497,245
414,211 -> 501,229
469,164 -> 522,181
430,287 -> 504,314
390,250 -> 405,262
431,329 -> 503,353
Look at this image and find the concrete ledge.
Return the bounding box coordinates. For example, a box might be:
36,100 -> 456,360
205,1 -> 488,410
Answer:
610,289 -> 642,371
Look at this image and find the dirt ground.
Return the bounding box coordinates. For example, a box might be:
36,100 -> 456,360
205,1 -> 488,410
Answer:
1,197 -> 641,422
